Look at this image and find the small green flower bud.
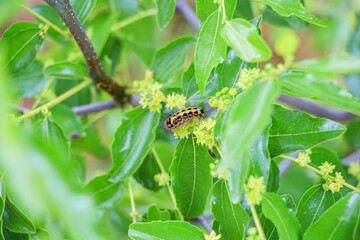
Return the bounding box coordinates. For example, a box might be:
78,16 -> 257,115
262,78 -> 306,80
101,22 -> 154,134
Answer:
229,88 -> 237,96
215,92 -> 222,98
221,87 -> 229,95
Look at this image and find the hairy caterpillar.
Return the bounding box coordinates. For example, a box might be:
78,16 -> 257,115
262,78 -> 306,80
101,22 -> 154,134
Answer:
164,107 -> 204,130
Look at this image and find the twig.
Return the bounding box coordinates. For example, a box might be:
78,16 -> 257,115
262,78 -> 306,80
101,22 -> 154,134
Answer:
176,0 -> 199,32
111,9 -> 157,32
127,179 -> 137,223
278,95 -> 356,121
43,0 -> 128,105
342,150 -> 360,166
72,100 -> 116,115
250,204 -> 266,240
17,80 -> 92,120
191,215 -> 212,233
280,154 -> 360,191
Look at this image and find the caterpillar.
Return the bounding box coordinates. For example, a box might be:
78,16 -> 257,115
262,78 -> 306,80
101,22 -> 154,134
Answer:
164,107 -> 204,130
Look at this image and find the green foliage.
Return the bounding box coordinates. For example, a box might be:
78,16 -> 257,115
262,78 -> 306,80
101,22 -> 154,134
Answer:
1,0 -> 360,239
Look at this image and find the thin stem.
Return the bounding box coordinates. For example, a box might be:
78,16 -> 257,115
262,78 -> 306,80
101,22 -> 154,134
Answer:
215,142 -> 223,159
127,180 -> 137,223
152,147 -> 184,220
111,9 -> 157,32
18,80 -> 92,120
84,110 -> 109,128
152,148 -> 166,173
19,4 -> 71,39
279,154 -> 360,192
250,204 -> 266,240
220,0 -> 227,23
32,77 -> 54,109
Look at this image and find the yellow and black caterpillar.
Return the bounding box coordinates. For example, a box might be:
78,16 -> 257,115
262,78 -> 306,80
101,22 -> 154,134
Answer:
164,107 -> 204,130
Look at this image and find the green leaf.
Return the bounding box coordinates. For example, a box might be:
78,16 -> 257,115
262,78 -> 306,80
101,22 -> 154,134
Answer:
263,6 -> 308,31
212,179 -> 249,240
110,107 -> 160,182
143,205 -> 176,222
100,35 -> 121,77
84,174 -> 124,208
261,192 -> 301,240
44,62 -> 88,80
253,0 -> 325,27
228,151 -> 250,203
303,192 -> 360,240
3,198 -> 36,234
170,134 -> 213,218
1,21 -> 43,73
297,185 -> 339,234
293,56 -> 360,75
151,36 -> 196,84
345,117 -> 360,150
35,118 -> 70,161
87,11 -> 116,53
268,105 -> 346,157
215,49 -> 257,90
47,62 -> 91,107
194,10 -> 227,96
133,152 -> 161,191
249,124 -> 271,183
195,0 -> 218,23
183,51 -> 255,105
11,60 -> 48,98
129,221 -> 204,240
30,229 -> 51,240
51,104 -> 85,138
224,0 -> 237,20
279,71 -> 360,116
219,81 -> 279,172
309,146 -> 345,176
221,19 -> 272,62
71,125 -> 108,158
134,140 -> 173,191
234,0 -> 253,20
156,0 -> 176,29
31,4 -> 68,43
119,15 -> 156,66
266,160 -> 279,192
70,0 -> 96,24
3,229 -> 28,240
182,63 -> 218,105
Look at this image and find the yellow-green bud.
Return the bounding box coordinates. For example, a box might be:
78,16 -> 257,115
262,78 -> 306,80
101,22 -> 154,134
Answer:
229,88 -> 237,96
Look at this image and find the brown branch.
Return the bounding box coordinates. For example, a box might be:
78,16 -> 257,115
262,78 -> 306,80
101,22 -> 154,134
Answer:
43,0 -> 128,105
278,95 -> 356,121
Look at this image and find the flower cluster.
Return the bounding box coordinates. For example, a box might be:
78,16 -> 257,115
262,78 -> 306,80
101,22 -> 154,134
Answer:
204,230 -> 221,240
209,87 -> 237,113
154,172 -> 170,186
348,162 -> 360,187
323,172 -> 345,193
193,118 -> 216,148
171,118 -> 200,139
244,176 -> 266,205
130,70 -> 165,112
210,160 -> 227,179
165,93 -> 187,110
319,161 -> 336,175
246,228 -> 261,240
171,117 -> 217,150
295,151 -> 311,167
237,62 -> 289,91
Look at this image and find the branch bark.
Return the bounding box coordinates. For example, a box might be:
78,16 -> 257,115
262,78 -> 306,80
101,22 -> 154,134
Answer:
43,0 -> 128,105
